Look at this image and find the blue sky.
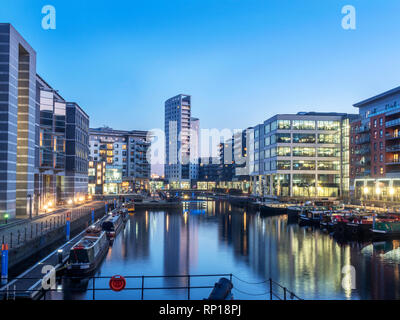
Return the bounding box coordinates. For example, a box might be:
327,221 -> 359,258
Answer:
2,0 -> 400,132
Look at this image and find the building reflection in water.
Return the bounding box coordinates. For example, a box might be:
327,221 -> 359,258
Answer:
62,199 -> 400,300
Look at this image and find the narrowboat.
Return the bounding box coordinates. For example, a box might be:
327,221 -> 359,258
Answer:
101,213 -> 123,240
345,215 -> 374,238
66,227 -> 108,276
260,203 -> 288,216
372,219 -> 400,240
299,210 -> 324,225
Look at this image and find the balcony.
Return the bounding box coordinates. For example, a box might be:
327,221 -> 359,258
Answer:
386,118 -> 400,128
354,147 -> 370,155
355,136 -> 370,144
355,126 -> 370,134
386,145 -> 400,152
386,158 -> 400,165
386,133 -> 400,140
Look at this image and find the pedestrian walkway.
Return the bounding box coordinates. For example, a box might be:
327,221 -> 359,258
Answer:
0,201 -> 106,250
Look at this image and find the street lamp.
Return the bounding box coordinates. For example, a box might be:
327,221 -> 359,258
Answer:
27,194 -> 32,219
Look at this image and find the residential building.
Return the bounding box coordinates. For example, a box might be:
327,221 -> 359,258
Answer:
0,24 -> 37,218
249,112 -> 356,199
35,75 -> 67,211
218,138 -> 234,182
89,127 -> 151,194
164,94 -> 199,188
65,102 -> 89,199
0,24 -> 90,219
351,86 -> 400,202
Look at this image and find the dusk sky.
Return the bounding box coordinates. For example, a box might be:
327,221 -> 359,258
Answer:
2,0 -> 400,132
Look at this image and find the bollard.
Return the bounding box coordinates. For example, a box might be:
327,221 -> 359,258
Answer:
105,203 -> 108,214
1,244 -> 8,285
114,199 -> 116,209
66,212 -> 71,241
91,208 -> 95,224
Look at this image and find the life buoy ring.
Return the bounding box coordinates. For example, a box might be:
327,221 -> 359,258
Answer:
109,275 -> 126,292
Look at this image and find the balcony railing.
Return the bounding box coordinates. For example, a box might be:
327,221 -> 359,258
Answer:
386,145 -> 400,152
386,118 -> 400,128
386,133 -> 400,140
355,136 -> 370,144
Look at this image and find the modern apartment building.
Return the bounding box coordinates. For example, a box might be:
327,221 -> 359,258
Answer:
350,86 -> 400,202
164,94 -> 199,188
0,24 -> 37,218
249,112 -> 356,199
89,127 -> 151,194
65,102 -> 89,199
0,24 -> 90,219
35,75 -> 67,211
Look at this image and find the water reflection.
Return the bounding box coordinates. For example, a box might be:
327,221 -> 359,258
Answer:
61,199 -> 400,300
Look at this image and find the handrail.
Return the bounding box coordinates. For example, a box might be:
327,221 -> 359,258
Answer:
0,273 -> 302,301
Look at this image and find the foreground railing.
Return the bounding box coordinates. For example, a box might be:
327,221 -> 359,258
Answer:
1,273 -> 302,301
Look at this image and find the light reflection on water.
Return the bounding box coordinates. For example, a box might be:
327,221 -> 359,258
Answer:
56,199 -> 400,300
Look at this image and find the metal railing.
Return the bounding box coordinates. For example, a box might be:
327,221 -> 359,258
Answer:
1,274 -> 302,301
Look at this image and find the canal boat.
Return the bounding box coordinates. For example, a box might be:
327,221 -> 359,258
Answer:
66,227 -> 109,276
260,202 -> 288,216
345,214 -> 374,238
299,210 -> 325,225
372,219 -> 400,240
101,213 -> 124,241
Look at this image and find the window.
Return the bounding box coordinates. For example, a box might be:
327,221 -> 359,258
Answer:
317,161 -> 339,171
380,154 -> 383,162
270,121 -> 277,131
373,119 -> 377,128
265,136 -> 270,146
292,147 -> 316,157
293,133 -> 315,144
278,120 -> 291,129
264,124 -> 270,134
277,147 -> 291,156
380,130 -> 383,138
380,167 -> 384,174
293,120 -> 315,130
317,121 -> 340,131
317,147 -> 339,157
277,160 -> 291,170
317,134 -> 339,144
293,160 -> 315,170
264,149 -> 270,158
379,118 -> 383,126
276,133 -> 291,143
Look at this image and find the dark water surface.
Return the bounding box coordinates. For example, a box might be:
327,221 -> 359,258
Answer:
49,199 -> 400,300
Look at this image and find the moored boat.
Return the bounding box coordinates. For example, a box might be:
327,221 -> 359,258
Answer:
372,219 -> 400,240
66,227 -> 109,276
101,213 -> 123,240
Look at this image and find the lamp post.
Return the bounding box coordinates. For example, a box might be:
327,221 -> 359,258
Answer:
27,194 -> 32,220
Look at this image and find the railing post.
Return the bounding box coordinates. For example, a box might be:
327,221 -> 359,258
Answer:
93,277 -> 95,300
187,275 -> 190,300
141,276 -> 144,300
283,287 -> 287,300
269,278 -> 273,300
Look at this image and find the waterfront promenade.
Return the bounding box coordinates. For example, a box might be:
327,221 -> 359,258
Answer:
0,201 -> 105,250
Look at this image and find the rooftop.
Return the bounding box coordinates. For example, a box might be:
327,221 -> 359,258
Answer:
353,86 -> 400,108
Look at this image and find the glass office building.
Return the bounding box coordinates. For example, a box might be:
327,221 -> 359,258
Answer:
249,112 -> 357,199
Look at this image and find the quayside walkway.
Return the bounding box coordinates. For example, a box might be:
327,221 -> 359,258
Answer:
0,201 -> 106,251
0,215 -> 109,300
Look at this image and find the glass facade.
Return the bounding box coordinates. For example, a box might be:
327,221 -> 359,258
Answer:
293,133 -> 315,144
293,120 -> 315,130
292,147 -> 315,157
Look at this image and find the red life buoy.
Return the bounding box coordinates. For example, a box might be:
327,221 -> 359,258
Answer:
109,275 -> 126,292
